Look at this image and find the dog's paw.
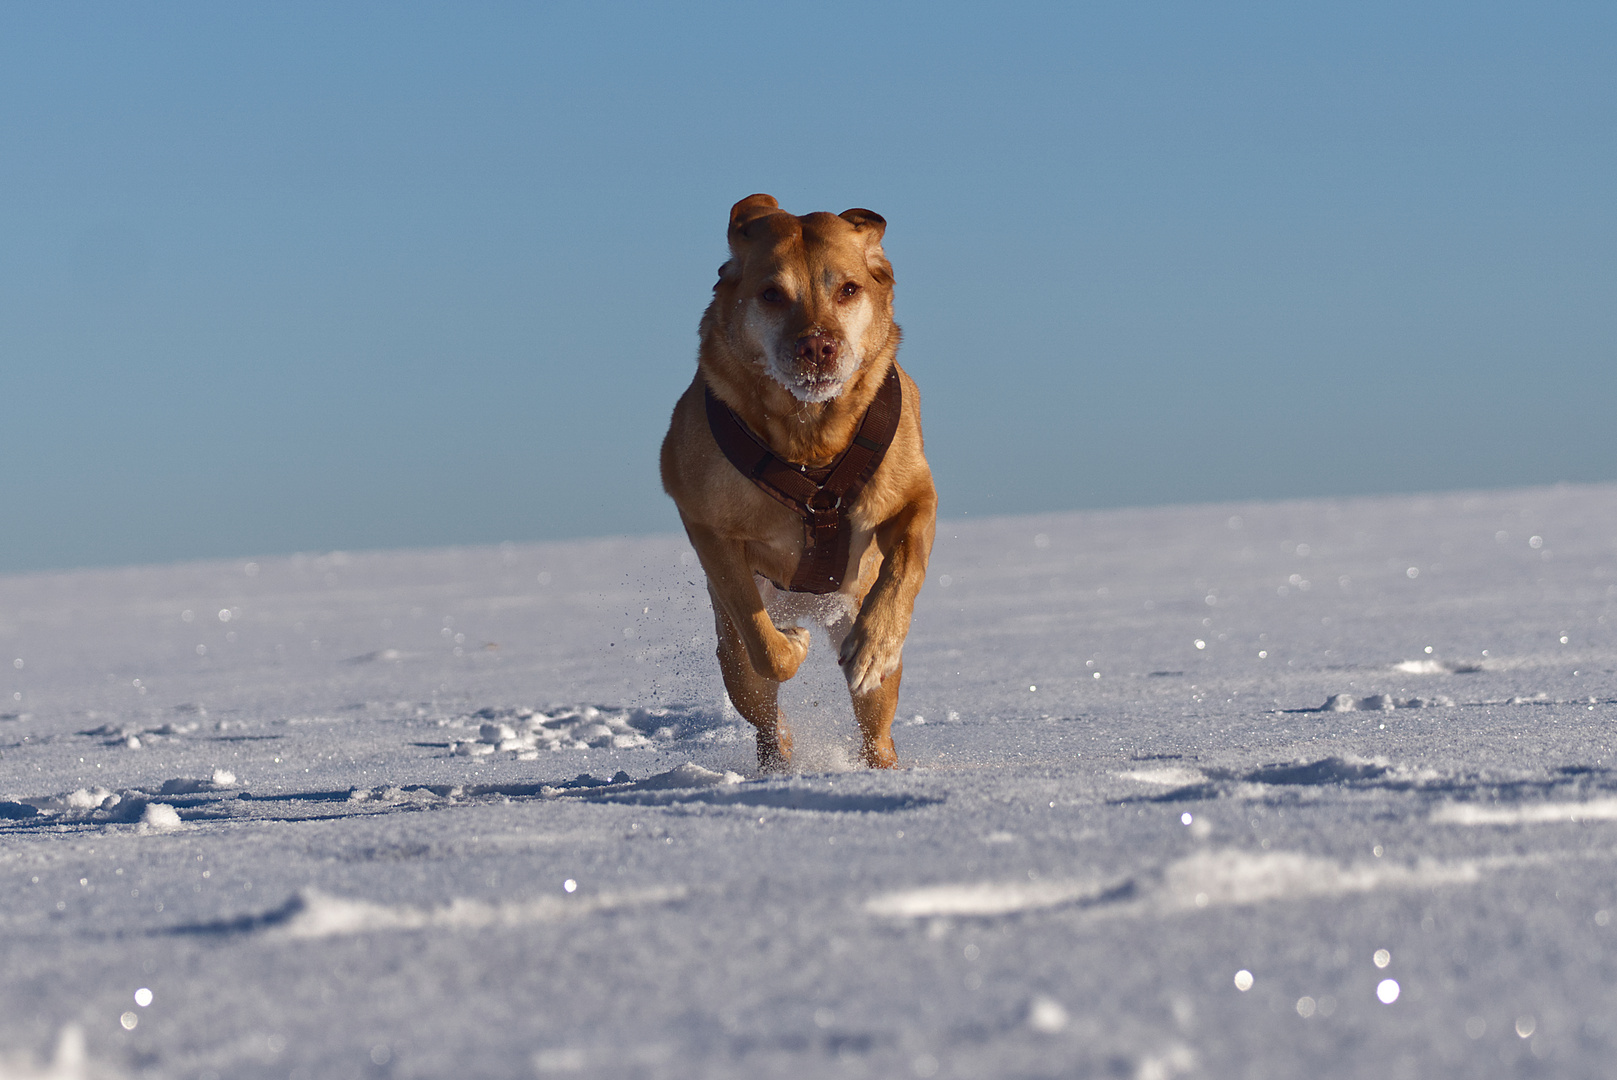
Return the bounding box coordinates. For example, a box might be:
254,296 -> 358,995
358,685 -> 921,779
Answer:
838,624 -> 901,697
758,625 -> 810,682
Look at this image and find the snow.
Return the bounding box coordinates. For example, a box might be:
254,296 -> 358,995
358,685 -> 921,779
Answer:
2,482 -> 1616,1077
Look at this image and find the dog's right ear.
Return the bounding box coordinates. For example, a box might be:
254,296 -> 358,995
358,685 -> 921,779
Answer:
728,194 -> 782,240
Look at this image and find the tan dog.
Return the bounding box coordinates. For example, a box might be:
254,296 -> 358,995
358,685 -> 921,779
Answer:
661,194 -> 937,771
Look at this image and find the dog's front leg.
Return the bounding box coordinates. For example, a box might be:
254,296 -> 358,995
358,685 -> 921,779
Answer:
711,599 -> 794,771
838,499 -> 936,706
684,521 -> 811,684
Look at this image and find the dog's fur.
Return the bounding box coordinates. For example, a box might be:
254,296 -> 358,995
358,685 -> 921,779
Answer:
660,195 -> 937,770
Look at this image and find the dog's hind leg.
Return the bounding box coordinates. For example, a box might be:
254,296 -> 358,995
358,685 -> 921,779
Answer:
712,600 -> 794,772
850,660 -> 901,769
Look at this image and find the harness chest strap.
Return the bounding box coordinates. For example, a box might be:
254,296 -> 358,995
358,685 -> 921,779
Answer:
704,366 -> 903,595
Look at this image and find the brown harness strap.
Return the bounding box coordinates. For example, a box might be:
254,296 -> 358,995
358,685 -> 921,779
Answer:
704,365 -> 903,594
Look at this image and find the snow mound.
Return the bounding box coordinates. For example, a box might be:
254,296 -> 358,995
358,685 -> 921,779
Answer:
157,770 -> 237,795
620,762 -> 744,790
865,880 -> 1110,918
226,886 -> 686,939
1157,849 -> 1480,909
1319,693 -> 1456,711
79,720 -> 201,746
542,763 -> 744,798
1121,756 -> 1443,799
1119,767 -> 1206,787
1393,658 -> 1484,675
1431,798 -> 1617,825
866,849 -> 1485,921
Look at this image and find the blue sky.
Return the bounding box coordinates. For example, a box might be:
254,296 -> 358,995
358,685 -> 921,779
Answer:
2,2 -> 1613,573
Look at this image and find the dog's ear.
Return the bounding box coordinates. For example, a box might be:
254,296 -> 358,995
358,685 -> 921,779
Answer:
838,208 -> 886,242
840,208 -> 893,285
729,194 -> 783,240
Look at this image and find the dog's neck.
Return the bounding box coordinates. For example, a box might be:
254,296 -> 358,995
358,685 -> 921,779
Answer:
698,331 -> 901,469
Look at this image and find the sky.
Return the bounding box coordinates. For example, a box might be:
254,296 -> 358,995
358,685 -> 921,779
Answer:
2,1 -> 1613,574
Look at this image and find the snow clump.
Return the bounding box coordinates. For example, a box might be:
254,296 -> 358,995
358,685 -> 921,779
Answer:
138,803 -> 183,831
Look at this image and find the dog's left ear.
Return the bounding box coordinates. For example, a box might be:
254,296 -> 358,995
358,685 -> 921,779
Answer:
840,208 -> 892,285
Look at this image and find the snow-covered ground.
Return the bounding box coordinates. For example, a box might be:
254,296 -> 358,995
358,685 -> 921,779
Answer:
2,484 -> 1615,1079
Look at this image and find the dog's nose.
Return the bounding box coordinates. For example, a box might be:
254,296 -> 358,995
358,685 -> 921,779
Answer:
794,332 -> 840,367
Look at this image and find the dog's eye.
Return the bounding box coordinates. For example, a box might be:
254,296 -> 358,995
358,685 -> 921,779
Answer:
838,282 -> 861,302
760,287 -> 784,304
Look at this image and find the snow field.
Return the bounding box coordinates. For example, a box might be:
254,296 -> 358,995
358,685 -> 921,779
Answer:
0,483 -> 1615,1077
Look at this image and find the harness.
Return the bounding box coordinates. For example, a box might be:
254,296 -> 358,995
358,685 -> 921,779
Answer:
704,366 -> 903,594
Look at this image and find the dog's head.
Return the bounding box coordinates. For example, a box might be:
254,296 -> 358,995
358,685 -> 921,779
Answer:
709,194 -> 896,404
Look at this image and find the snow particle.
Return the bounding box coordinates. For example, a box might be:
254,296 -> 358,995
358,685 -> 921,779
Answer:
218,609 -> 231,622
1181,813 -> 1193,825
119,1012 -> 138,1031
1560,635 -> 1569,644
181,609 -> 194,622
1373,949 -> 1391,968
1033,533 -> 1050,549
1258,651 -> 1267,659
1227,515 -> 1243,529
1233,970 -> 1253,991
134,988 -> 152,1007
1092,672 -> 1100,679
1027,996 -> 1069,1033
1028,685 -> 1036,693
1372,845 -> 1384,857
1376,979 -> 1400,1004
1515,1015 -> 1536,1038
1529,535 -> 1544,549
563,879 -> 577,894
938,574 -> 953,587
1296,996 -> 1316,1018
1406,567 -> 1419,579
196,645 -> 207,656
1194,640 -> 1206,650
370,1044 -> 391,1066
11,658 -> 21,669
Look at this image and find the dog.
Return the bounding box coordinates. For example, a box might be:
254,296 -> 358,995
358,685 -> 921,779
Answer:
661,194 -> 936,770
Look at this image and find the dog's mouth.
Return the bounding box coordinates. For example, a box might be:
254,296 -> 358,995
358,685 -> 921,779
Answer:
764,351 -> 858,404
794,370 -> 843,394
